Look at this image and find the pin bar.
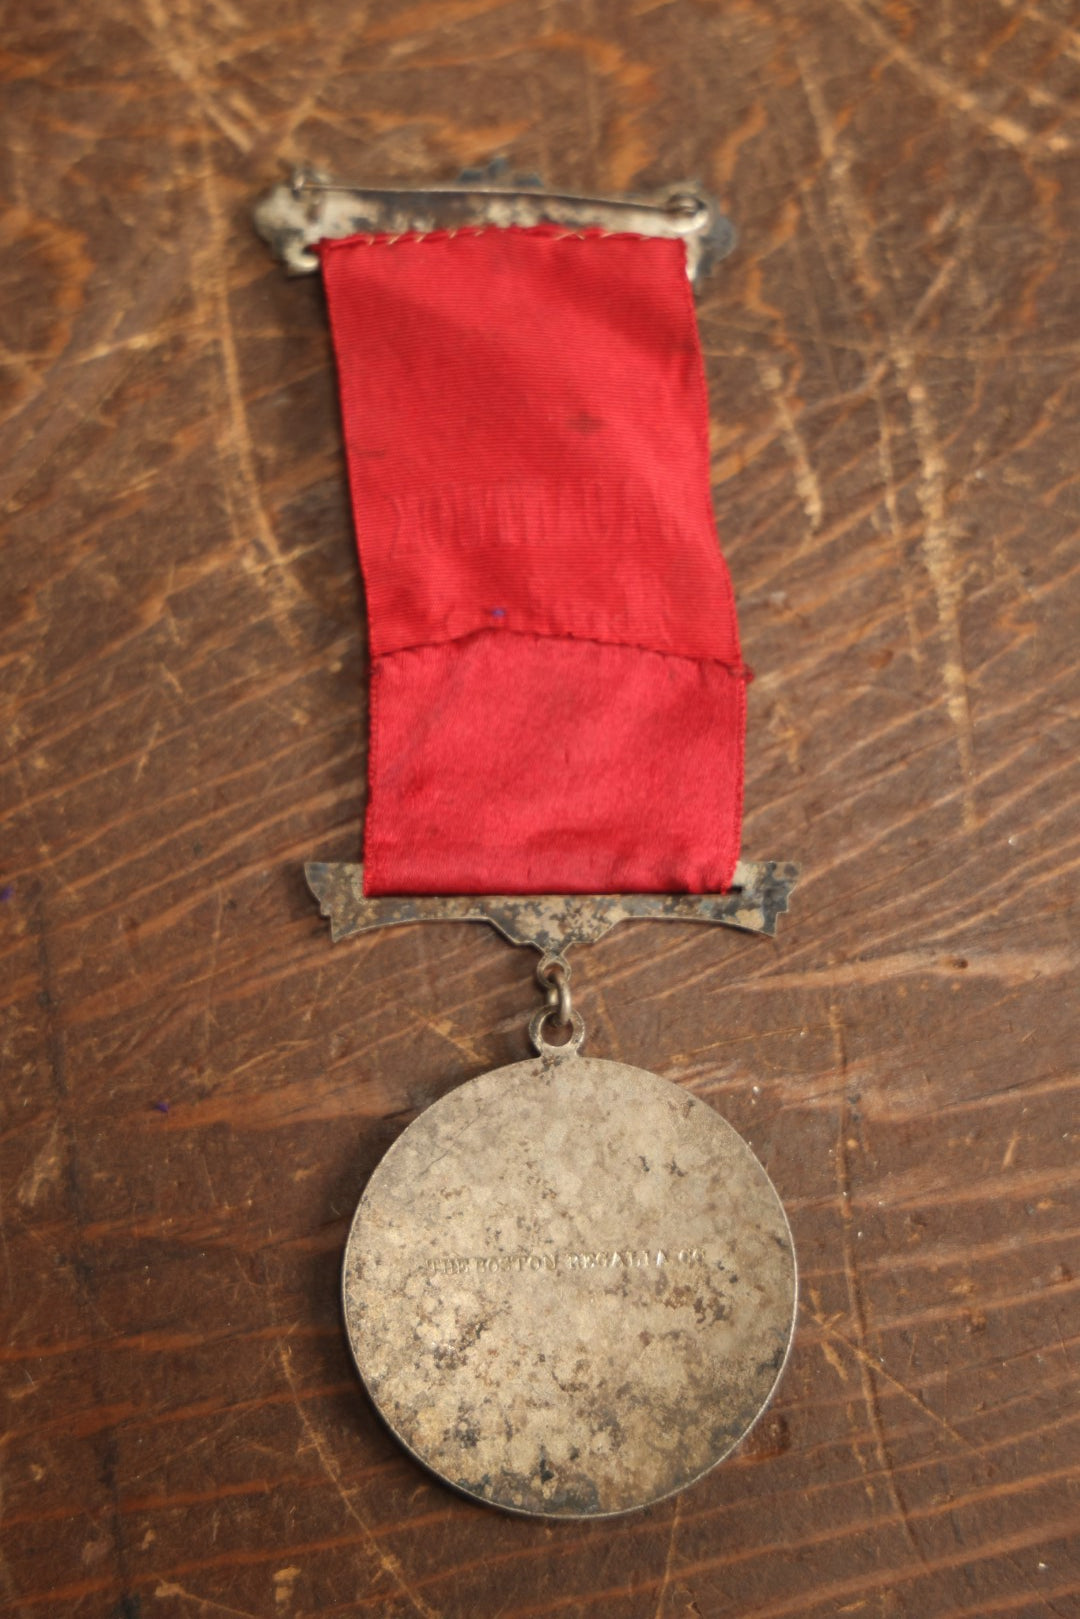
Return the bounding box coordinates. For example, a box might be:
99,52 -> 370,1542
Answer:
254,166 -> 736,280
289,172 -> 712,231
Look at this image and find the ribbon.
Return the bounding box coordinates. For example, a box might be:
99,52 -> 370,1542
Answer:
320,225 -> 746,895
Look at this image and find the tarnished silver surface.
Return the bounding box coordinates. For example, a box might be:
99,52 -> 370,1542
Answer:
343,1053 -> 796,1517
254,165 -> 736,283
306,859 -> 799,953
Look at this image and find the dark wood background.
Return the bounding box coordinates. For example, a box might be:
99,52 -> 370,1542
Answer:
2,0 -> 1078,1614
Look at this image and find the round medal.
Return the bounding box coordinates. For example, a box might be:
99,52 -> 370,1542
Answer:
342,1050 -> 796,1517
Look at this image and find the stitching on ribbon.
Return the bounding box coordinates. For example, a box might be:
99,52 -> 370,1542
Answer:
318,225 -> 678,253
373,625 -> 752,680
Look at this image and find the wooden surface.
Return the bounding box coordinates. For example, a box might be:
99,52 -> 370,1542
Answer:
2,1 -> 1079,1614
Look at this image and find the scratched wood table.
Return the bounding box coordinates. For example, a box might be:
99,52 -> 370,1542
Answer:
2,1 -> 1079,1615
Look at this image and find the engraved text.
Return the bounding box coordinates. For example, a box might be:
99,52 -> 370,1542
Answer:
424,1247 -> 708,1278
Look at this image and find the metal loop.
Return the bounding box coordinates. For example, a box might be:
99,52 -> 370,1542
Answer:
549,974 -> 573,1027
537,951 -> 579,1029
528,1006 -> 586,1057
535,953 -> 573,1028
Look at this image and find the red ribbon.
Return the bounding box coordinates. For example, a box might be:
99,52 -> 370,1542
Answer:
321,225 -> 746,895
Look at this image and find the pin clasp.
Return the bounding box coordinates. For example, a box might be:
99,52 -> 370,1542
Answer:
254,162 -> 736,282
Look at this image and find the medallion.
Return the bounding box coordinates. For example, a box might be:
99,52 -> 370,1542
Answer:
344,1032 -> 796,1518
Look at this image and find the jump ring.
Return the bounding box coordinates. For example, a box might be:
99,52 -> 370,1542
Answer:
528,1007 -> 586,1057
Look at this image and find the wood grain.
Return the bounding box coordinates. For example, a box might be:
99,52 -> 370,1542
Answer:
2,0 -> 1078,1614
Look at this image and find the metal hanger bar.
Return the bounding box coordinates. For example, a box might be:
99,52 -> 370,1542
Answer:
305,860 -> 800,956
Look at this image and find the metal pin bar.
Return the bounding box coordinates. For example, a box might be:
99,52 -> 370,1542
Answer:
254,167 -> 736,281
288,174 -> 711,231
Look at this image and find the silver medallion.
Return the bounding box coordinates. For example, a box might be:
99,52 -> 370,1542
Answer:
342,1038 -> 796,1518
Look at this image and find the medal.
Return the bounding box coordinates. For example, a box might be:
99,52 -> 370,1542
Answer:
257,168 -> 800,1518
